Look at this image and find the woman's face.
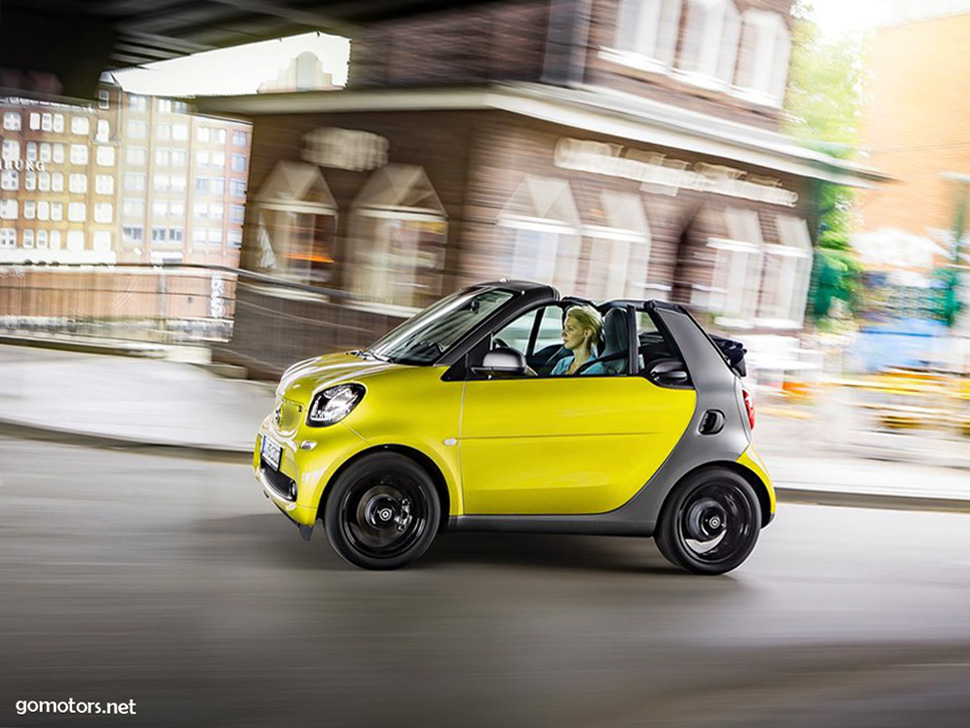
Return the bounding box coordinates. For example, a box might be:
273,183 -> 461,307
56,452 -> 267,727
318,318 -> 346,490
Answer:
562,314 -> 590,351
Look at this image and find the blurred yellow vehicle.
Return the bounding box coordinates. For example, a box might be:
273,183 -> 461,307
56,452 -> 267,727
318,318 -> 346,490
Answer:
254,281 -> 774,575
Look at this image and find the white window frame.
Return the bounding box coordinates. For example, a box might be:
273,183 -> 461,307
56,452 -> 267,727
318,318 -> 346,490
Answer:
674,0 -> 741,87
734,9 -> 791,106
608,0 -> 683,70
3,112 -> 21,131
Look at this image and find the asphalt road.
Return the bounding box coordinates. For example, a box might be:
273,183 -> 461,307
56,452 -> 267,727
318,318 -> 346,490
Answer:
2,437 -> 970,728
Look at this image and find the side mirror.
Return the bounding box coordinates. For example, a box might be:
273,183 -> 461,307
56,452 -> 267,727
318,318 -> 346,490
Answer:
471,348 -> 528,377
647,359 -> 690,387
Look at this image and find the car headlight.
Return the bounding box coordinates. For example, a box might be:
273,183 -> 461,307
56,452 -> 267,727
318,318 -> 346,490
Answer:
307,384 -> 365,427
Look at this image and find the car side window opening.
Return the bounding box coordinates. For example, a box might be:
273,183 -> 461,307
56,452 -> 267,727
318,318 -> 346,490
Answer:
637,310 -> 693,388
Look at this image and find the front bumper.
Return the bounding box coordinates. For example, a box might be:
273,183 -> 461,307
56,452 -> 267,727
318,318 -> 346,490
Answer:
254,416 -> 368,530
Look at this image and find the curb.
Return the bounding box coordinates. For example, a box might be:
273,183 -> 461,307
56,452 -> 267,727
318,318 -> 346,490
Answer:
775,487 -> 970,514
0,335 -> 166,358
0,417 -> 251,464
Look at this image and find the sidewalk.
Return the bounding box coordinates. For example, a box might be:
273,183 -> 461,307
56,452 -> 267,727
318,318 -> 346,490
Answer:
0,342 -> 968,508
0,343 -> 274,458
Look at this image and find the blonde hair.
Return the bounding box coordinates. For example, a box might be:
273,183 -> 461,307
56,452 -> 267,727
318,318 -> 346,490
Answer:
565,305 -> 603,349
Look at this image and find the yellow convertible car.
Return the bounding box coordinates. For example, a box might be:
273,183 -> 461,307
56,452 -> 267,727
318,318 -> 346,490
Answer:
255,281 -> 773,575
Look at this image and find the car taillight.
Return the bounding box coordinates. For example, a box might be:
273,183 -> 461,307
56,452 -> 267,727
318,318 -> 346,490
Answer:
742,389 -> 755,430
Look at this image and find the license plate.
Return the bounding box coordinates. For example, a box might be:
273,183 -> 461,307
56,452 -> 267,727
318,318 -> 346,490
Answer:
261,436 -> 282,471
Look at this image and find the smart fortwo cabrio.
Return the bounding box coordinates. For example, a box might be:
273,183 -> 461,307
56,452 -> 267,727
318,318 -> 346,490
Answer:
254,281 -> 774,575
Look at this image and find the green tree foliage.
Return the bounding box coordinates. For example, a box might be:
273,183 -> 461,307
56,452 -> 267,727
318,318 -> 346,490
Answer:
785,1 -> 865,325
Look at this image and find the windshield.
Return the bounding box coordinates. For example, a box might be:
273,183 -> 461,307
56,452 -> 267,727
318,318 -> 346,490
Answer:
369,288 -> 515,365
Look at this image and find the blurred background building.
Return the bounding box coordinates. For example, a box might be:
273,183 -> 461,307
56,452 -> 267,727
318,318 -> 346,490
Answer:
196,0 -> 881,375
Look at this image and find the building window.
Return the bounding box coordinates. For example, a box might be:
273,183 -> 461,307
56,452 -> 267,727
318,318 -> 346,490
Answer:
613,0 -> 682,67
230,204 -> 245,223
129,95 -> 148,112
123,198 -> 146,218
171,150 -> 187,167
157,123 -> 171,140
29,113 -> 40,130
230,180 -> 247,198
95,175 -> 114,195
213,128 -> 226,144
0,200 -> 17,219
158,98 -> 173,113
24,171 -> 36,191
69,173 -> 88,193
37,230 -> 49,248
210,203 -> 224,220
96,119 -> 110,142
127,120 -> 147,139
94,203 -> 113,223
211,178 -> 225,195
735,10 -> 791,105
71,144 -> 88,164
96,146 -> 115,166
172,124 -> 188,141
23,230 -> 34,248
37,201 -> 50,220
169,228 -> 184,243
41,113 -> 52,131
153,174 -> 170,192
170,176 -> 186,192
153,201 -> 168,218
207,229 -> 222,245
24,201 -> 36,219
38,172 -> 51,191
68,202 -> 86,222
66,231 -> 85,251
173,101 -> 187,114
228,230 -> 242,249
0,229 -> 15,247
194,202 -> 208,219
676,0 -> 740,85
2,140 -> 20,161
155,149 -> 170,166
124,172 -> 146,192
197,151 -> 210,167
170,202 -> 184,218
98,90 -> 110,109
3,112 -> 21,131
231,154 -> 247,172
50,230 -> 61,249
71,116 -> 91,135
698,208 -> 765,322
53,114 -> 64,133
122,225 -> 144,243
53,144 -> 65,163
212,151 -> 225,168
233,130 -> 247,147
755,215 -> 813,327
51,202 -> 63,221
51,173 -> 64,192
152,226 -> 168,243
126,146 -> 147,166
93,231 -> 112,251
26,142 -> 37,161
197,127 -> 210,143
1,170 -> 19,191
195,177 -> 208,194
39,143 -> 52,163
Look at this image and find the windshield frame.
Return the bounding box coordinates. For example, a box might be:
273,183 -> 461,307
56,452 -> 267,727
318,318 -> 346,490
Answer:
368,286 -> 519,366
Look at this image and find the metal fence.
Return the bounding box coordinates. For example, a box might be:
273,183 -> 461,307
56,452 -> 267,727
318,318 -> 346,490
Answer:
0,262 -> 355,346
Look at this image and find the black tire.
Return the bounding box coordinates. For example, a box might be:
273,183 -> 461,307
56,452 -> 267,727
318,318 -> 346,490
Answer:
324,452 -> 440,570
655,467 -> 761,575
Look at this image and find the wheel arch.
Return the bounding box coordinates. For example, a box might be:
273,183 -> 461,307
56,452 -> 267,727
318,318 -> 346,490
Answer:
316,444 -> 452,531
660,460 -> 773,530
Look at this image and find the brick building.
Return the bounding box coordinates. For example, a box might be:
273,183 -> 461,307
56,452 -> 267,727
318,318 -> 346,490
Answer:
199,0 -> 882,375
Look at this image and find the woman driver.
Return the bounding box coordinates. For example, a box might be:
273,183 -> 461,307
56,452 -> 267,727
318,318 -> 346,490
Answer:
551,305 -> 604,376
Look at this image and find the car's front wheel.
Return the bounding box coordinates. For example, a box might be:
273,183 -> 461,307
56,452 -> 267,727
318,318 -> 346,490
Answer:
655,467 -> 761,575
324,452 -> 440,570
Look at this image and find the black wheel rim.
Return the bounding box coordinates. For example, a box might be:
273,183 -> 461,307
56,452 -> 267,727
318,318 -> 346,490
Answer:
339,471 -> 430,559
677,482 -> 754,565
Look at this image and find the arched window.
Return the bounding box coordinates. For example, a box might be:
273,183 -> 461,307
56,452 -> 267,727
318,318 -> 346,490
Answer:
349,164 -> 447,311
614,0 -> 683,67
583,191 -> 652,301
735,10 -> 791,105
499,175 -> 582,292
676,0 -> 740,85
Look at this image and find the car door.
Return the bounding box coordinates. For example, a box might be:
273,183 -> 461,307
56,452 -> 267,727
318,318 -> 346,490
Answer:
459,304 -> 696,516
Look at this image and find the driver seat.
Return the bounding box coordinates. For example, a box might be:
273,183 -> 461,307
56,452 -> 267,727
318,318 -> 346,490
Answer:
590,308 -> 629,375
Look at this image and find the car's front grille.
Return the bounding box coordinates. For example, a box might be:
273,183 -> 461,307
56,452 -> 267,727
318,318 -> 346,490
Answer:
261,459 -> 297,501
273,397 -> 304,434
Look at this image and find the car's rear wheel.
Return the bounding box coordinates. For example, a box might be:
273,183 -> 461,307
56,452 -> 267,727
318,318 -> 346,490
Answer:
655,467 -> 761,575
324,452 -> 440,570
